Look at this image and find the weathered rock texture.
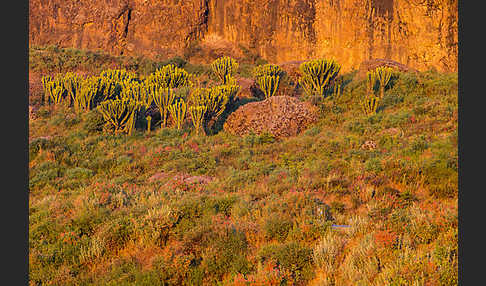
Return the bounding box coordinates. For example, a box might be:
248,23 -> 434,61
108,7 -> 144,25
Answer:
357,58 -> 417,79
29,0 -> 457,72
223,96 -> 318,138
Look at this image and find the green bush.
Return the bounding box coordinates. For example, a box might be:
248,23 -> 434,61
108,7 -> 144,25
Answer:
264,216 -> 293,242
365,157 -> 383,173
257,242 -> 314,283
65,167 -> 94,179
82,109 -> 105,133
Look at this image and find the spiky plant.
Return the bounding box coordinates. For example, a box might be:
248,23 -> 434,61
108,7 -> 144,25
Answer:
190,87 -> 230,121
188,105 -> 207,135
41,76 -> 52,105
47,83 -> 65,106
211,56 -> 239,84
224,74 -> 237,86
168,99 -> 187,130
331,82 -> 342,99
96,77 -> 121,104
100,69 -> 137,83
120,80 -> 153,108
97,97 -> 138,134
256,75 -> 280,99
42,75 -> 68,106
362,96 -> 380,116
299,59 -> 341,100
253,64 -> 284,79
375,67 -> 394,98
366,70 -> 377,97
145,65 -> 191,89
151,86 -> 176,128
62,72 -> 83,106
74,77 -> 101,113
146,115 -> 152,134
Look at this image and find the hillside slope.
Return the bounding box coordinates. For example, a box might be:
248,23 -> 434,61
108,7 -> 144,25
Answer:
29,62 -> 457,285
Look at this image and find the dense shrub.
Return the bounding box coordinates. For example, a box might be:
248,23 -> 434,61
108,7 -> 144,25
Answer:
257,242 -> 314,283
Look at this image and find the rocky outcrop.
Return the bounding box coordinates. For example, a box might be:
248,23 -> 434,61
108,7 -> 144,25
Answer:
357,58 -> 417,79
29,0 -> 457,72
235,77 -> 261,99
223,95 -> 318,138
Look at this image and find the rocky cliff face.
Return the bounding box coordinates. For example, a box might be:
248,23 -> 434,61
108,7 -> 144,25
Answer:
29,0 -> 457,72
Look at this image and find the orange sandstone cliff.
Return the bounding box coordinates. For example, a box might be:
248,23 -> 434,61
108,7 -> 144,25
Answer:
29,0 -> 457,72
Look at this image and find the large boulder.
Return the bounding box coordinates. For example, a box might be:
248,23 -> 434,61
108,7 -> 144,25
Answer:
223,96 -> 318,138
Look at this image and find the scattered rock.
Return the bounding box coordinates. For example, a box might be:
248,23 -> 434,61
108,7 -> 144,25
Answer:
149,172 -> 214,186
148,172 -> 169,183
183,175 -> 214,185
29,105 -> 37,121
278,60 -> 307,82
236,77 -> 262,99
223,95 -> 319,138
361,140 -> 377,150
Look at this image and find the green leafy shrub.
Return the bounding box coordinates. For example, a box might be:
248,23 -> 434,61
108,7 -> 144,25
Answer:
264,216 -> 293,242
65,167 -> 94,179
257,242 -> 314,283
82,109 -> 105,133
365,157 -> 383,173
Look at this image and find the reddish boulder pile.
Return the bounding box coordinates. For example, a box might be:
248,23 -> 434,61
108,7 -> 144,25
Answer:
223,96 -> 318,138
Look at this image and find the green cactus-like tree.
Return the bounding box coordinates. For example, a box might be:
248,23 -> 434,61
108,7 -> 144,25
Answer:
97,97 -> 138,134
96,77 -> 121,104
151,86 -> 176,128
168,99 -> 187,130
41,76 -> 52,105
191,87 -> 229,120
62,72 -> 83,106
253,64 -> 284,79
74,77 -> 101,113
211,56 -> 239,84
188,105 -> 207,135
256,75 -> 280,99
146,115 -> 152,134
362,96 -> 380,116
253,64 -> 284,99
146,64 -> 191,89
299,59 -> 341,100
42,75 -> 68,106
47,83 -> 65,105
120,80 -> 153,108
375,66 -> 394,98
366,70 -> 377,98
100,69 -> 137,83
